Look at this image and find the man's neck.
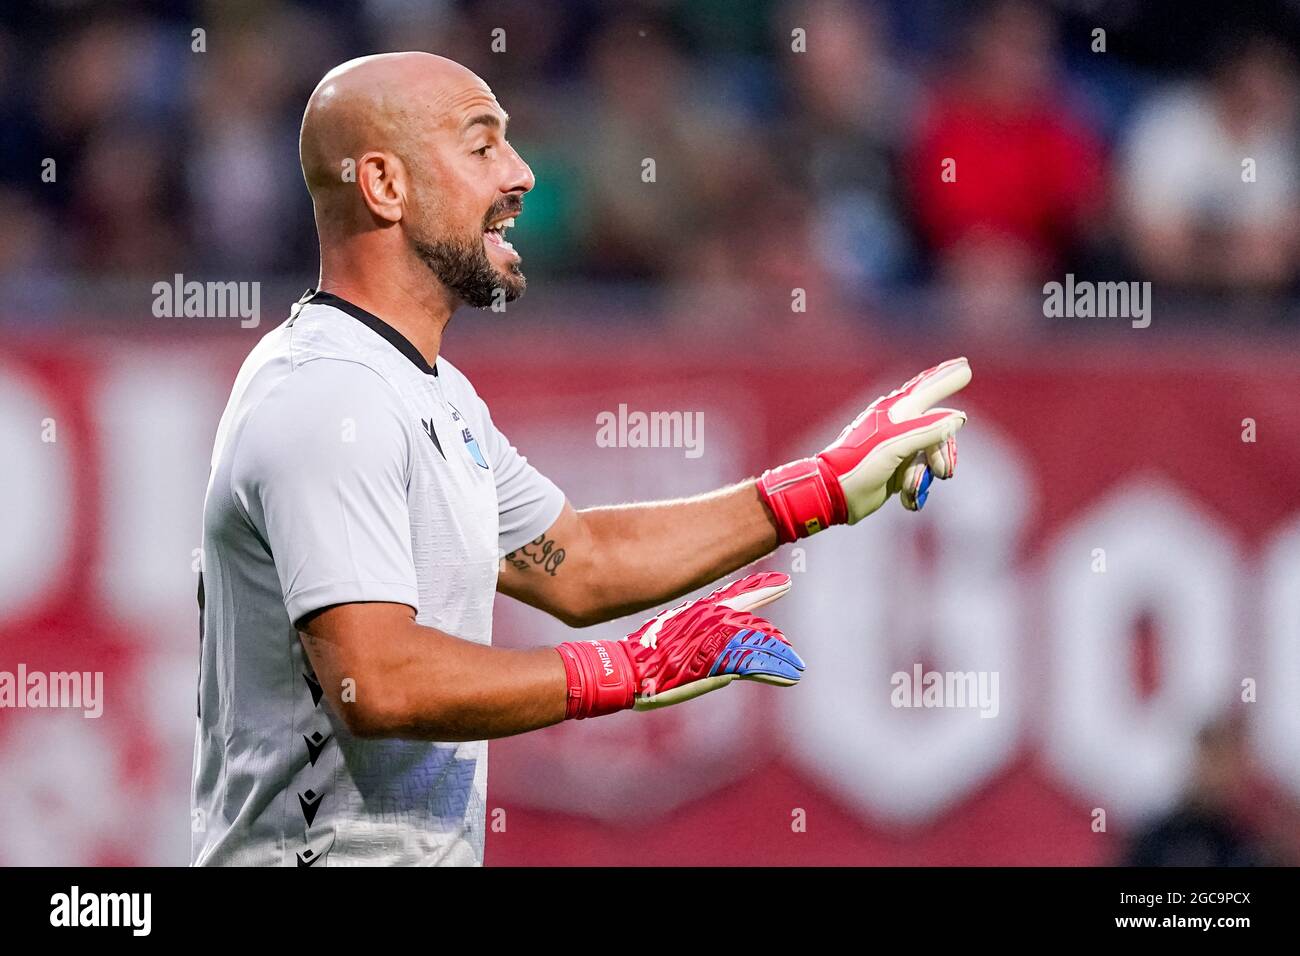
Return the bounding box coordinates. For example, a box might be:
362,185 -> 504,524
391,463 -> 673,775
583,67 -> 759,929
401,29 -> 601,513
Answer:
318,257 -> 457,368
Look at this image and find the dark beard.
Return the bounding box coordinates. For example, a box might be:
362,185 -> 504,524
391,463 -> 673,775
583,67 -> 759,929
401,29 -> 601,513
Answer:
412,231 -> 525,309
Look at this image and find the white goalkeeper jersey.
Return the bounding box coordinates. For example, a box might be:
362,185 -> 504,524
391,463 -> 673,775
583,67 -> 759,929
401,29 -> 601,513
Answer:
191,290 -> 565,866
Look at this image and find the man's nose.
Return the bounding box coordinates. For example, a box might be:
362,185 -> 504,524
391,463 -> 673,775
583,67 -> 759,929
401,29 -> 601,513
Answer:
502,143 -> 535,195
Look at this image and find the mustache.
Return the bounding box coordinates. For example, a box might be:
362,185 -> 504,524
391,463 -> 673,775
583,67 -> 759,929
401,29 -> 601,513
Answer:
482,195 -> 523,229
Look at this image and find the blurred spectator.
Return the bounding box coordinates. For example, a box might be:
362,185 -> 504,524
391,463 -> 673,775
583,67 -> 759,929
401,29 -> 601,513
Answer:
36,16 -> 190,278
68,121 -> 187,276
187,16 -> 309,275
779,0 -> 915,294
1120,32 -> 1300,296
0,188 -> 56,281
1122,714 -> 1277,867
582,16 -> 716,281
907,0 -> 1105,333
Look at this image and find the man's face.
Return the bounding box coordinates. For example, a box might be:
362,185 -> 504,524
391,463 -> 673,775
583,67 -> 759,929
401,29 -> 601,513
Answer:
406,84 -> 535,309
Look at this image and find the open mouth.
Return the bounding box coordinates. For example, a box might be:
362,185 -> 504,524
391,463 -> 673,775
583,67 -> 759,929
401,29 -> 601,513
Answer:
483,216 -> 517,255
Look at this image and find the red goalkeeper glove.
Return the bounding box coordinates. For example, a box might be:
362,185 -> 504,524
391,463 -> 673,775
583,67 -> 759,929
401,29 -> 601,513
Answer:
555,572 -> 801,718
757,357 -> 971,542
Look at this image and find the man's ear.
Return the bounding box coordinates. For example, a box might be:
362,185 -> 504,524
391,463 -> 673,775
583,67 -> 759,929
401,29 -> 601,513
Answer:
356,150 -> 406,224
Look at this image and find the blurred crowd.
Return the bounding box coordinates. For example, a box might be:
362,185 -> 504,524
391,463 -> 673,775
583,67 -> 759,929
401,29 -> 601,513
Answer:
1121,713 -> 1299,867
4,0 -> 1300,329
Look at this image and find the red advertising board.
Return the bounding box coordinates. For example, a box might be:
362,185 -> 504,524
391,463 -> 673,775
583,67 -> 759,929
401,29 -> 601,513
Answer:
1,326 -> 1297,864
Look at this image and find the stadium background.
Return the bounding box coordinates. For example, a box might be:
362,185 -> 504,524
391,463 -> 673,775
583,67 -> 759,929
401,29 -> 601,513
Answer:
2,0 -> 1300,865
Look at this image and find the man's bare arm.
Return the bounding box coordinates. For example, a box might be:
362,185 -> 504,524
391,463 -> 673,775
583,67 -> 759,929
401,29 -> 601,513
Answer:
498,358 -> 972,629
298,601 -> 566,741
497,481 -> 779,628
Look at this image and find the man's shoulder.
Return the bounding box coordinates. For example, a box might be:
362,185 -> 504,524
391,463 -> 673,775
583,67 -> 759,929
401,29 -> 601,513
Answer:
225,352 -> 411,488
285,300 -> 411,386
230,315 -> 401,414
222,319 -> 409,463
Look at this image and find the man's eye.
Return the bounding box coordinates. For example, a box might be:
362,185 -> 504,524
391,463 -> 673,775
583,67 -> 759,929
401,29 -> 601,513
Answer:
473,145 -> 492,157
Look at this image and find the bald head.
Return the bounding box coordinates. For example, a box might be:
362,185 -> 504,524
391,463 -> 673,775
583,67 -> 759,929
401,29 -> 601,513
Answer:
301,53 -> 488,212
301,52 -> 535,308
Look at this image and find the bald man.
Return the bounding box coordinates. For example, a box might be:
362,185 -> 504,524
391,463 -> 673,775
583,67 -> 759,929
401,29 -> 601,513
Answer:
191,53 -> 970,866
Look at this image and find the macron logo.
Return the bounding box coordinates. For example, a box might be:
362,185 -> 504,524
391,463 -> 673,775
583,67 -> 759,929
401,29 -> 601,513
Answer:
420,417 -> 445,458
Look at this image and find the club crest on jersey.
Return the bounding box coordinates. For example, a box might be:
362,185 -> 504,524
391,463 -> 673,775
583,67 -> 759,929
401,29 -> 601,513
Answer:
448,403 -> 489,469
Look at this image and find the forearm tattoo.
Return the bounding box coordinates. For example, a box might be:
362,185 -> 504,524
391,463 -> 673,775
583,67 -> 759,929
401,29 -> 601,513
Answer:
503,533 -> 566,576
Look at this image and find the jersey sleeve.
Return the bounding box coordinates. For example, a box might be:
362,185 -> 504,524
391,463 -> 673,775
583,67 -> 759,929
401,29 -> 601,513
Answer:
469,394 -> 566,554
231,358 -> 419,626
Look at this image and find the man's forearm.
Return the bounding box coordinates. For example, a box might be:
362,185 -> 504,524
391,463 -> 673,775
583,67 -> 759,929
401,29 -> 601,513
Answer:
299,603 -> 569,742
380,639 -> 569,741
301,568 -> 805,743
507,360 -> 970,630
571,479 -> 780,625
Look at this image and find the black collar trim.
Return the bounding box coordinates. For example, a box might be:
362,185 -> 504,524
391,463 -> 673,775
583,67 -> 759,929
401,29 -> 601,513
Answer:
300,289 -> 438,376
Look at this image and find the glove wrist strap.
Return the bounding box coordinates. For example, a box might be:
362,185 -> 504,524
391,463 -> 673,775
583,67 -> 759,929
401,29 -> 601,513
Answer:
757,457 -> 848,544
555,640 -> 637,719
